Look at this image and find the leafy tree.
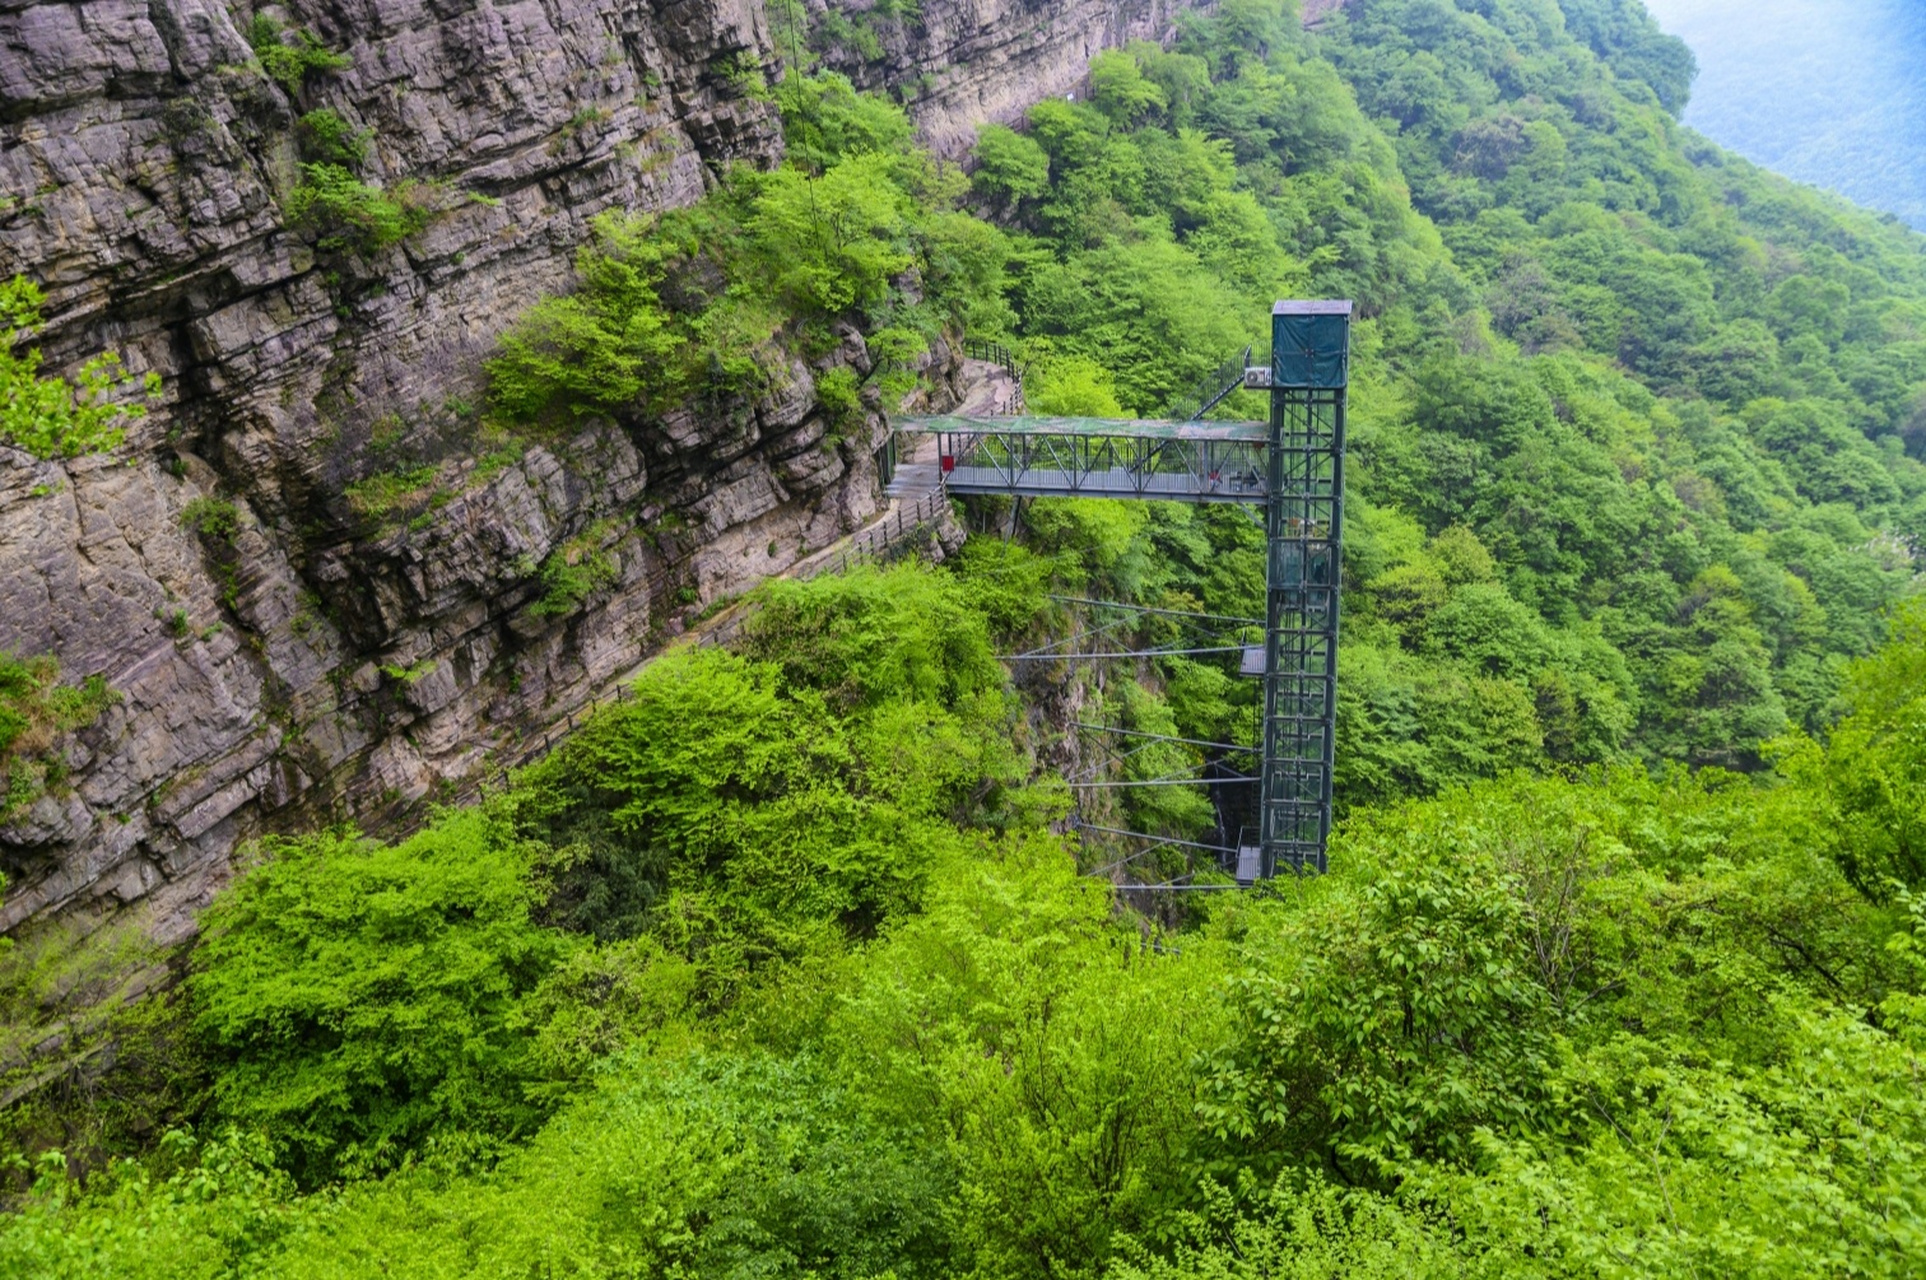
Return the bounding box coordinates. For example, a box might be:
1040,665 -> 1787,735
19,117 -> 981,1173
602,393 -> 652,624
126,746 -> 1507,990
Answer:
751,155 -> 915,315
190,811 -> 573,1184
972,124 -> 1051,205
1556,0 -> 1698,114
777,69 -> 916,172
1201,833 -> 1557,1184
487,212 -> 688,419
1777,600 -> 1926,896
1088,49 -> 1168,126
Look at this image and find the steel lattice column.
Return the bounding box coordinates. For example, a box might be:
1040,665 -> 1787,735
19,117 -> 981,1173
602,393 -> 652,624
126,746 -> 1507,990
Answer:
1258,302 -> 1351,876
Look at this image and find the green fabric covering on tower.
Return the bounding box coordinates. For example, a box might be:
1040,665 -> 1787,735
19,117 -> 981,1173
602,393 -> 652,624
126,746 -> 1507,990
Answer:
1272,301 -> 1352,388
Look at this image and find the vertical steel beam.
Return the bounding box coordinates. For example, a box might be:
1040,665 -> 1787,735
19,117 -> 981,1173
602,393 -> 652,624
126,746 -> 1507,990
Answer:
1259,302 -> 1351,877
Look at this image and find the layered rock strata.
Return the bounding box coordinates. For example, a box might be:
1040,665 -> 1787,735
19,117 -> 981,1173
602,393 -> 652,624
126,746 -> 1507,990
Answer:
805,0 -> 1209,156
0,0 -> 1208,1082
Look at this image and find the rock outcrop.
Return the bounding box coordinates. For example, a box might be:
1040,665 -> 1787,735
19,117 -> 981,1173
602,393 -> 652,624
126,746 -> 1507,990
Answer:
0,0 -> 1210,1089
803,0 -> 1206,156
2,0 -> 795,997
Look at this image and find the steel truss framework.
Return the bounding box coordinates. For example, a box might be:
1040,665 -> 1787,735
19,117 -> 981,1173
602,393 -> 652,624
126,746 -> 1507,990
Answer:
889,303 -> 1351,878
899,416 -> 1272,504
1260,382 -> 1343,875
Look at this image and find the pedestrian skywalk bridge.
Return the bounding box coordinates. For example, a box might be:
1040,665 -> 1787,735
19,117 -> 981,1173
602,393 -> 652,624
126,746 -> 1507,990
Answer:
883,414 -> 1271,504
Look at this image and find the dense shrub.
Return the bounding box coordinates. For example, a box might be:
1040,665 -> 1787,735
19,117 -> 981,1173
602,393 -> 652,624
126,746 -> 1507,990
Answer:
189,811 -> 571,1184
285,164 -> 434,253
247,15 -> 351,96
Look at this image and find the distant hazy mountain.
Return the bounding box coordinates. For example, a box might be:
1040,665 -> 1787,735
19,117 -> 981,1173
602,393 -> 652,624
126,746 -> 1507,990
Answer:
1642,0 -> 1926,228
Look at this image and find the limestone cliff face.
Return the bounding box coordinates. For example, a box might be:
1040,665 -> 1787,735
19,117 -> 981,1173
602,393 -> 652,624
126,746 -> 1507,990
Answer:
0,0 -> 798,980
804,0 -> 1207,156
0,0 -> 1208,1079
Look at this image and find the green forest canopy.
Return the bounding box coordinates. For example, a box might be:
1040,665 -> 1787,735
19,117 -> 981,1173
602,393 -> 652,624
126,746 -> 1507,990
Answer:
6,0 -> 1926,1275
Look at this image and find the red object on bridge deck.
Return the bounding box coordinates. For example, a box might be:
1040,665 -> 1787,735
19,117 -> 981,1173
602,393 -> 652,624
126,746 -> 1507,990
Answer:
940,455 -> 955,473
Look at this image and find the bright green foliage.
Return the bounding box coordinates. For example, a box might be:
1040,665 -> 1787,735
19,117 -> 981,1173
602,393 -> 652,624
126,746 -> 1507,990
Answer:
1189,761 -> 1925,1273
818,831 -> 1221,1278
489,76 -> 1005,425
1459,1006 -> 1926,1275
1089,49 -> 1169,126
1776,600 -> 1926,895
972,125 -> 1051,205
1108,1173 -> 1469,1279
523,567 -> 1024,964
1025,354 -> 1127,416
1,276 -> 158,459
1202,833 -> 1557,1182
294,108 -> 370,167
189,811 -> 574,1184
25,712 -> 1926,1276
285,163 -> 434,253
528,524 -> 623,618
750,156 -> 914,315
178,496 -> 238,541
0,1131 -> 312,1279
776,70 -> 916,173
17,7 -> 1926,1275
247,15 -> 351,96
486,212 -> 687,419
813,361 -> 864,432
738,562 -> 1009,714
0,651 -> 118,822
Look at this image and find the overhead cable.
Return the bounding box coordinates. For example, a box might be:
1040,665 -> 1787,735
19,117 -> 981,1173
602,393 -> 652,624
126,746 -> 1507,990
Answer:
1001,645 -> 1250,661
1070,722 -> 1260,754
1072,822 -> 1239,855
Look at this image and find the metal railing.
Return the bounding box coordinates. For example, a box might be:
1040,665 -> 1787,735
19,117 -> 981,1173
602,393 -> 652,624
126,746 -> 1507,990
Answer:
964,338 -> 1027,415
1170,345 -> 1254,423
964,337 -> 1024,377
932,426 -> 1269,505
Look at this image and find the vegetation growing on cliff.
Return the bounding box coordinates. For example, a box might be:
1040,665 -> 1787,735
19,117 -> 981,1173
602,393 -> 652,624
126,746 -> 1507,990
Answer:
0,653 -> 118,823
246,14 -> 351,97
1,277 -> 158,461
486,71 -> 1009,424
7,0 -> 1926,1274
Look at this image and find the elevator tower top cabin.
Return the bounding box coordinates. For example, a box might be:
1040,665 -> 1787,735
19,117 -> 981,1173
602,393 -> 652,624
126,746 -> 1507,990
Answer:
886,302 -> 1352,878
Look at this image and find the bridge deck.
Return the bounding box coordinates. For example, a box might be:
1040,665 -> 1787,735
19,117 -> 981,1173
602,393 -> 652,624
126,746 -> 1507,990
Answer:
940,465 -> 1266,503
888,414 -> 1271,505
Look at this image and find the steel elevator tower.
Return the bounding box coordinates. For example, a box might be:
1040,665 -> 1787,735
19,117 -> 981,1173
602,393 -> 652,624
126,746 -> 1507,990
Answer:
886,301 -> 1352,879
1251,301 -> 1350,876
